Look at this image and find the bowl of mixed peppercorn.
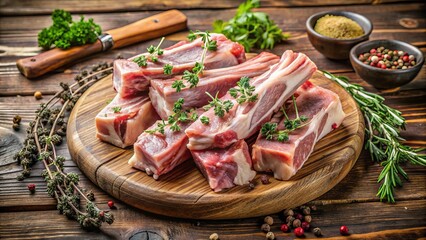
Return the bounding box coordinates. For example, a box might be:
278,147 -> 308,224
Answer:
350,39 -> 424,89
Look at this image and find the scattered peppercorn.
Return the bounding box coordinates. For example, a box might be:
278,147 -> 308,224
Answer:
86,190 -> 95,201
99,211 -> 105,217
261,223 -> 271,232
265,231 -> 275,240
34,91 -> 43,100
209,233 -> 219,240
283,208 -> 294,216
260,174 -> 270,184
286,215 -> 295,225
13,115 -> 22,124
27,183 -> 36,193
310,205 -> 317,211
107,200 -> 115,209
280,223 -> 289,233
264,216 -> 274,225
292,218 -> 301,228
358,46 -> 416,70
12,123 -> 20,131
304,215 -> 312,223
294,227 -> 304,237
295,213 -> 303,220
248,181 -> 255,190
340,225 -> 349,235
313,227 -> 322,237
302,206 -> 311,215
301,221 -> 310,231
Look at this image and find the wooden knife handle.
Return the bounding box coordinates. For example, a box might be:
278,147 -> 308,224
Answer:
16,42 -> 103,78
16,10 -> 187,79
107,9 -> 187,49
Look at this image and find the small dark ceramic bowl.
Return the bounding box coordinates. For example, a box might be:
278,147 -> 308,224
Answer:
350,39 -> 424,89
306,11 -> 373,60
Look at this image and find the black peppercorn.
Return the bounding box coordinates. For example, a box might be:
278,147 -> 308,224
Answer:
283,208 -> 294,216
264,216 -> 274,225
302,207 -> 311,215
292,219 -> 301,228
286,215 -> 295,225
260,174 -> 270,184
261,223 -> 271,232
313,227 -> 322,237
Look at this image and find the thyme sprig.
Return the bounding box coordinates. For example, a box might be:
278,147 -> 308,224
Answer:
229,76 -> 258,104
322,70 -> 426,202
14,62 -> 114,229
204,92 -> 234,118
172,31 -> 218,92
133,37 -> 165,67
261,96 -> 309,142
145,98 -> 198,134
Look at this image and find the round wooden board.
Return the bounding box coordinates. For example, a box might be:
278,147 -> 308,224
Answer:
67,71 -> 364,220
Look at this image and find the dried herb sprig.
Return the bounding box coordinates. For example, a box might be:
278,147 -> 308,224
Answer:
260,96 -> 309,142
14,62 -> 114,229
322,70 -> 426,202
133,37 -> 166,67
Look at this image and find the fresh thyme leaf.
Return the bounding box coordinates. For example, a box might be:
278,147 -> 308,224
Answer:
132,37 -> 165,67
172,31 -> 216,92
38,9 -> 102,50
229,76 -> 258,104
111,106 -> 121,113
205,92 -> 234,118
212,0 -> 289,52
322,70 -> 426,203
171,79 -> 186,92
200,116 -> 210,125
133,55 -> 147,67
145,120 -> 167,134
261,96 -> 309,142
163,64 -> 173,75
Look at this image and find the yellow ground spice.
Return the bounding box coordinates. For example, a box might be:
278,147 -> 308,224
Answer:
314,15 -> 364,39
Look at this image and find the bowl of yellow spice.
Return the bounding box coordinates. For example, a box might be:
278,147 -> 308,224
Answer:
306,11 -> 372,60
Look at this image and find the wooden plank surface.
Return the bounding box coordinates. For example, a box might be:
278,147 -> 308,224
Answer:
0,1 -> 425,239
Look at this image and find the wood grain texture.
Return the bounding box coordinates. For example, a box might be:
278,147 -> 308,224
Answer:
67,71 -> 364,219
0,0 -> 421,16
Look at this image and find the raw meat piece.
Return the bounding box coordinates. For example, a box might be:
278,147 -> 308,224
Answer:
95,94 -> 160,148
128,109 -> 203,179
113,33 -> 246,98
186,50 -> 317,150
191,140 -> 256,192
149,52 -> 280,119
252,81 -> 345,180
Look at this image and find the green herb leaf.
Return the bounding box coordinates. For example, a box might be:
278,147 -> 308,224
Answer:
212,0 -> 288,52
229,76 -> 258,104
111,106 -> 121,113
163,64 -> 173,75
322,70 -> 426,203
171,79 -> 186,92
133,55 -> 147,67
38,9 -> 102,50
205,92 -> 234,118
200,116 -> 210,125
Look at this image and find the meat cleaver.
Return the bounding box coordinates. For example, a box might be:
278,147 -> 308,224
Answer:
16,10 -> 187,78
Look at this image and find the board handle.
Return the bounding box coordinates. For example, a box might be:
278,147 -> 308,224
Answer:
16,10 -> 187,79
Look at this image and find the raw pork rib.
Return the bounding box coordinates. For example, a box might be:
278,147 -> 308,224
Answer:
95,94 -> 160,148
186,50 -> 317,150
191,140 -> 256,192
252,81 -> 345,180
149,52 -> 280,119
113,34 -> 246,98
128,110 -> 202,179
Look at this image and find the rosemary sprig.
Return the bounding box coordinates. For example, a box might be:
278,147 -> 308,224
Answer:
260,96 -> 309,142
14,62 -> 114,229
229,76 -> 258,104
172,31 -> 218,92
322,70 -> 426,202
204,92 -> 234,117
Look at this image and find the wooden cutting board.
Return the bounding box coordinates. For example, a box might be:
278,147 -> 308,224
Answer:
67,71 -> 364,219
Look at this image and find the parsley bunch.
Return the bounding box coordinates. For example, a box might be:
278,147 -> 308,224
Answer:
38,9 -> 102,50
212,0 -> 289,52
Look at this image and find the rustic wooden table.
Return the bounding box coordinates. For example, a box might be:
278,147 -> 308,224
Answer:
0,1 -> 425,239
